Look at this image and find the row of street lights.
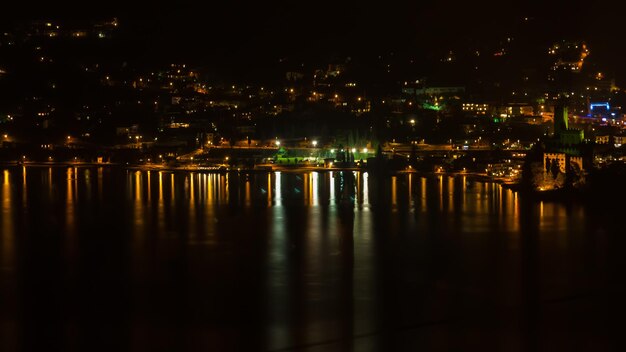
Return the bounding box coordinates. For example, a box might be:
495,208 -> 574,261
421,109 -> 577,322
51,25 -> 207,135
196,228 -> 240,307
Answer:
274,139 -> 319,147
273,138 -> 369,153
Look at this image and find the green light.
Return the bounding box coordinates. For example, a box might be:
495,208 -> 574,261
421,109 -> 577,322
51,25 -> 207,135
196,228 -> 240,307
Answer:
422,102 -> 442,111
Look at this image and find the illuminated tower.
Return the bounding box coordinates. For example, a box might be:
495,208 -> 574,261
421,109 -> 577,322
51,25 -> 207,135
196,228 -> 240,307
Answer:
552,98 -> 583,147
554,101 -> 568,137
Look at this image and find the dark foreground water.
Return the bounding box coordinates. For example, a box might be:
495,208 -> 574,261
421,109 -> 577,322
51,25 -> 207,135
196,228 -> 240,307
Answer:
1,166 -> 626,351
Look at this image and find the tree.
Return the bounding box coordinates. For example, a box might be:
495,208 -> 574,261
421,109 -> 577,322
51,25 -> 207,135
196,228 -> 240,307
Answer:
521,158 -> 535,191
550,159 -> 560,179
565,159 -> 583,188
409,144 -> 418,167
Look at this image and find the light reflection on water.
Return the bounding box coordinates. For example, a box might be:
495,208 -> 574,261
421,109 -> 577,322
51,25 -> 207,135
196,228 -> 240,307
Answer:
2,169 -> 14,272
0,166 -> 619,351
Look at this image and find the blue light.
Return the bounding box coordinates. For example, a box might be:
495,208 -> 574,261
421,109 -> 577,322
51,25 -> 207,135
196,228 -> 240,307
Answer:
591,102 -> 610,110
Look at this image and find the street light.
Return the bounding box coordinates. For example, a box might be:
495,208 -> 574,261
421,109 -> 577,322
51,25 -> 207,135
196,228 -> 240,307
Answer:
312,140 -> 318,147
275,140 -> 281,147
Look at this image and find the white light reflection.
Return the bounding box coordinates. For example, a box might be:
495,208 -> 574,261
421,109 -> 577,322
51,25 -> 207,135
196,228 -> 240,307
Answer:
311,172 -> 319,206
363,172 -> 369,207
329,171 -> 335,204
274,172 -> 282,207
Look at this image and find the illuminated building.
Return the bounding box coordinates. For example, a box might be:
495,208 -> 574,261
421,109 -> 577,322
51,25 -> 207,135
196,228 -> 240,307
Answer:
548,41 -> 589,73
547,41 -> 590,105
595,135 -> 609,144
587,102 -> 620,121
462,103 -> 489,115
614,134 -> 626,146
553,103 -> 584,146
540,99 -> 589,188
21,19 -> 119,39
589,102 -> 610,116
498,103 -> 535,118
404,86 -> 465,96
544,153 -> 583,174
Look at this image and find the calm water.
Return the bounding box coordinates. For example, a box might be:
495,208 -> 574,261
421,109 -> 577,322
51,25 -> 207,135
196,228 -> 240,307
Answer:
1,167 -> 625,351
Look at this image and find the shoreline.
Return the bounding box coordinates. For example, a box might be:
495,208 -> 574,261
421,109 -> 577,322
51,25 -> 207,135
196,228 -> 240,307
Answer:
2,160 -> 517,185
6,161 -> 594,203
0,161 -> 120,168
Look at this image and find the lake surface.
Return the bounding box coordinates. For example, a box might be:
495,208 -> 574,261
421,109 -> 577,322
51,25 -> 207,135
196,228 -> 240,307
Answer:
1,166 -> 625,351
